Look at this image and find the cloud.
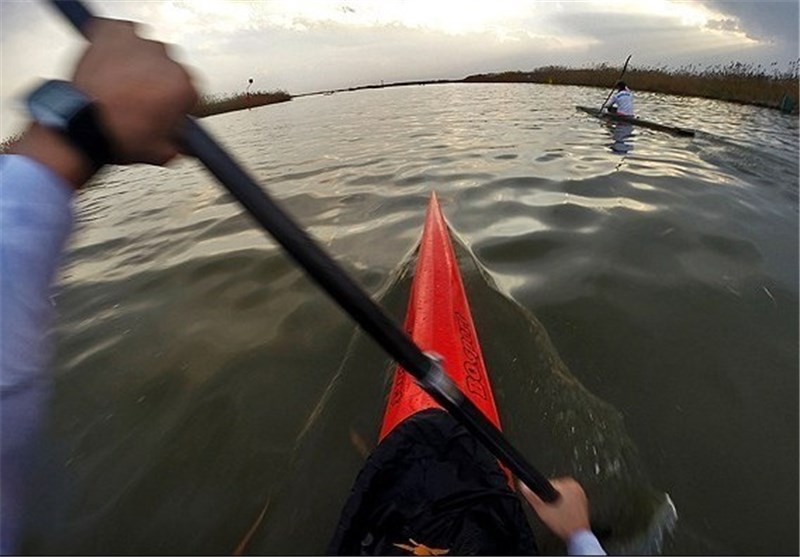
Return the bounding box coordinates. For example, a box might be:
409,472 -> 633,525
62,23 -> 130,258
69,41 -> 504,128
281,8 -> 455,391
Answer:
543,7 -> 761,67
702,0 -> 799,48
705,18 -> 741,33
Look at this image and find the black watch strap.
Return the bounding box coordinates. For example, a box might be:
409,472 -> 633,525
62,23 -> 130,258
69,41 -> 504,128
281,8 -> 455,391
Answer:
25,80 -> 116,170
66,103 -> 115,169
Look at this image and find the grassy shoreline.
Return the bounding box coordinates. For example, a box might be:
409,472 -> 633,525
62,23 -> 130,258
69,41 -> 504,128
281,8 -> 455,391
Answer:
462,64 -> 799,113
306,64 -> 799,114
191,90 -> 292,118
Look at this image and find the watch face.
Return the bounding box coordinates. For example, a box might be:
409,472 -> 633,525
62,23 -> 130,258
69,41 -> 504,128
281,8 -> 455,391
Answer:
27,80 -> 92,129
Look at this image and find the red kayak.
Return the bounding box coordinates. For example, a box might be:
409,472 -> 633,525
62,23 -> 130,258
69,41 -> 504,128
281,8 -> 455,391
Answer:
329,192 -> 537,555
379,191 -> 503,440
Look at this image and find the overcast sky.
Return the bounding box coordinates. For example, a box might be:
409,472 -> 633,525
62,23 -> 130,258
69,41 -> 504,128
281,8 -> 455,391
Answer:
1,0 -> 798,138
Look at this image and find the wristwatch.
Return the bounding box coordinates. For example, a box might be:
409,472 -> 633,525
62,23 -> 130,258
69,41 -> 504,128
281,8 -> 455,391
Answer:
25,79 -> 115,169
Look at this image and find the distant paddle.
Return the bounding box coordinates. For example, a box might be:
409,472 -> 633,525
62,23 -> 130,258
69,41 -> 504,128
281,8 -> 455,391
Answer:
46,0 -> 560,503
599,55 -> 631,113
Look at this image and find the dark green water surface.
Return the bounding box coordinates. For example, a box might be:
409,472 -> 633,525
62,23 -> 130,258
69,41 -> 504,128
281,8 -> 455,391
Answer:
25,84 -> 798,554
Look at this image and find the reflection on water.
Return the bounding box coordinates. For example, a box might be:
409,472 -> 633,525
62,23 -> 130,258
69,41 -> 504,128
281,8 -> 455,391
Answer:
24,84 -> 798,555
609,123 -> 634,154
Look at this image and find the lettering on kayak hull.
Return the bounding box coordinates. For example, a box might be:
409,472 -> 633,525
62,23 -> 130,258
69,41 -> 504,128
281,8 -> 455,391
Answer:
455,311 -> 487,401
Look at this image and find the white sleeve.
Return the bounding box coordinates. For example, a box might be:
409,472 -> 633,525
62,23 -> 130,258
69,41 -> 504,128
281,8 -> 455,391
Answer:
0,153 -> 75,554
567,529 -> 606,555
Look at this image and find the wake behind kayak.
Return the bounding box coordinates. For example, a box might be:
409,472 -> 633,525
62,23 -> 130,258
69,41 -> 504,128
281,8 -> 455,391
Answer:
250,193 -> 675,555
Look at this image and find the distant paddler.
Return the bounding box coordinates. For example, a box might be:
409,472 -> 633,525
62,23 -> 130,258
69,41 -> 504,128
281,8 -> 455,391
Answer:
602,81 -> 635,117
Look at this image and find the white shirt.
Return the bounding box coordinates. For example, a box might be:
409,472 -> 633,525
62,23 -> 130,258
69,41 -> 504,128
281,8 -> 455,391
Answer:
606,88 -> 634,116
569,529 -> 607,555
1,154 -> 74,554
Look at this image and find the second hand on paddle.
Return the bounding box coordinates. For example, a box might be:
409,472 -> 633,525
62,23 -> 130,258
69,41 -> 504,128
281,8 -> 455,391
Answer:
599,54 -> 631,113
46,0 -> 560,502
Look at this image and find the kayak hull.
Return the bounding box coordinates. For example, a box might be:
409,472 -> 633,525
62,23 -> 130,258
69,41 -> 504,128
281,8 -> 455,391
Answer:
576,105 -> 696,137
329,193 -> 536,554
379,192 -> 502,440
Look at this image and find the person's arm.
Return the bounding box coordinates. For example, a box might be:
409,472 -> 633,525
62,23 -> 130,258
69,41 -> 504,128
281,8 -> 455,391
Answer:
519,478 -> 606,556
602,91 -> 618,110
0,153 -> 75,555
0,17 -> 196,554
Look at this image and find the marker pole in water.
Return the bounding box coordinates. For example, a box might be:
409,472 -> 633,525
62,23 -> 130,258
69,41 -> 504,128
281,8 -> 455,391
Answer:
599,54 -> 632,113
46,0 -> 560,503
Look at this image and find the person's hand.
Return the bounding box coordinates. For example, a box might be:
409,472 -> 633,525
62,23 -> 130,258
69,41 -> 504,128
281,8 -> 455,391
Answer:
75,18 -> 198,165
518,477 -> 591,542
10,18 -> 198,187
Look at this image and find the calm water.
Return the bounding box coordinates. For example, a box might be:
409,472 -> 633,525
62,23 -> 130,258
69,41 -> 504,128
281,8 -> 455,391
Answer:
24,84 -> 798,554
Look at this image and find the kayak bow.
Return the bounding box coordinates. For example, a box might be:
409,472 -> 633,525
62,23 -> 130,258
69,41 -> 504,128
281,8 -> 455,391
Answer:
380,192 -> 502,440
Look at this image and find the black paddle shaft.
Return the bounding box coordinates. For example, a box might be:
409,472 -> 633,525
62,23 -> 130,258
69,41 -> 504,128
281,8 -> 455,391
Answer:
47,0 -> 559,503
